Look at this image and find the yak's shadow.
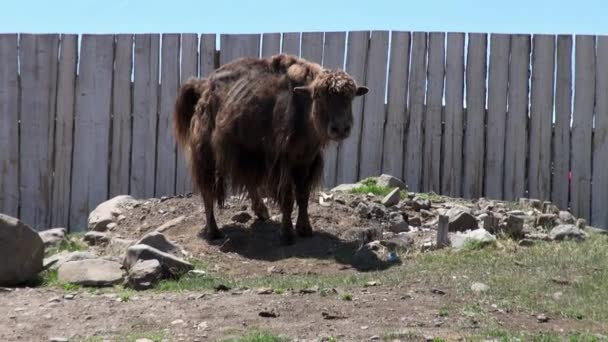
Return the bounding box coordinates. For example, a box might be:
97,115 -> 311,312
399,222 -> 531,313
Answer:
205,219 -> 398,272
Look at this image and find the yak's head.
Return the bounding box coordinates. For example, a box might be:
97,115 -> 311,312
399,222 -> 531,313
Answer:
294,69 -> 368,141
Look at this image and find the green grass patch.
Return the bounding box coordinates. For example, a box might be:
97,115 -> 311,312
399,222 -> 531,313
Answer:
45,235 -> 87,256
341,293 -> 353,301
466,328 -> 607,342
223,330 -> 290,342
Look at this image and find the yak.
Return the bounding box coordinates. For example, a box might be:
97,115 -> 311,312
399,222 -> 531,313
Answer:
173,53 -> 368,245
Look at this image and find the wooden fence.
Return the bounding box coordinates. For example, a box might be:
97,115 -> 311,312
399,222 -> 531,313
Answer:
0,31 -> 607,232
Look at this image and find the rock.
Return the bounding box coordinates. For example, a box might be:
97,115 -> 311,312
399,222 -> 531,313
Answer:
529,199 -> 542,210
83,231 -> 111,246
408,215 -> 422,227
411,197 -> 431,211
355,202 -> 371,218
38,228 -> 67,248
525,232 -> 550,241
537,313 -> 549,323
535,214 -> 557,229
126,259 -> 162,290
136,232 -> 181,256
451,228 -> 496,250
558,211 -> 576,224
353,241 -> 391,270
341,227 -> 382,244
104,238 -> 136,259
231,211 -> 252,224
387,212 -> 408,233
0,214 -> 44,286
88,195 -> 139,231
549,225 -> 587,241
368,203 -> 387,219
480,213 -> 499,233
380,234 -> 414,250
505,214 -> 524,237
471,282 -> 489,293
376,174 -> 407,190
576,218 -> 586,230
381,188 -> 401,207
124,244 -> 193,277
155,215 -> 186,233
57,259 -> 124,287
49,338 -> 69,342
447,209 -> 478,232
331,183 -> 363,192
135,339 -> 154,342
519,198 -> 530,208
44,251 -> 96,270
544,204 -> 560,215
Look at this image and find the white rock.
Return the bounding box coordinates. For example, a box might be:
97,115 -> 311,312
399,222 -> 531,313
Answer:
88,195 -> 139,232
58,259 -> 124,287
451,228 -> 496,250
38,228 -> 67,248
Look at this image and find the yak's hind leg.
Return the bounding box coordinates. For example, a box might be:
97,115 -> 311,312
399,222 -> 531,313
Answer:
279,187 -> 296,245
249,188 -> 270,221
191,134 -> 223,240
293,155 -> 323,237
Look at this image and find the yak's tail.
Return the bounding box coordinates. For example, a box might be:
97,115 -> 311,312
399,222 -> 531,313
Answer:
173,77 -> 205,149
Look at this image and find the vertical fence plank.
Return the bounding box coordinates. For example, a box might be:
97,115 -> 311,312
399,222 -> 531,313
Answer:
528,35 -> 556,201
19,34 -> 59,230
50,34 -> 77,228
571,35 -> 596,220
155,34 -> 180,197
462,33 -> 488,199
552,35 -> 573,210
0,34 -> 19,217
200,34 -> 216,77
69,35 -> 114,231
336,31 -> 370,184
405,32 -> 428,192
359,31 -> 389,179
220,34 -> 260,66
110,34 -> 133,197
321,31 -> 346,187
282,32 -> 301,56
423,32 -> 445,193
300,32 -> 324,63
504,34 -> 531,201
442,32 -> 465,197
592,36 -> 608,227
262,33 -> 281,57
131,34 -> 160,199
175,33 -> 198,195
484,34 -> 510,199
382,31 -> 411,180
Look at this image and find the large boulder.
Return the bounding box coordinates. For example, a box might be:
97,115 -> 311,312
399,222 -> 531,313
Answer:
136,232 -> 182,256
447,208 -> 478,232
124,244 -> 193,277
381,188 -> 401,207
376,174 -> 407,190
126,259 -> 162,290
0,214 -> 45,286
38,228 -> 67,248
331,183 -> 363,192
451,228 -> 496,250
549,224 -> 587,241
44,251 -> 96,270
88,195 -> 139,232
57,259 -> 124,287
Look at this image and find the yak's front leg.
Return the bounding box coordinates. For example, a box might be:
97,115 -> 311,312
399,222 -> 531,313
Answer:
279,186 -> 296,245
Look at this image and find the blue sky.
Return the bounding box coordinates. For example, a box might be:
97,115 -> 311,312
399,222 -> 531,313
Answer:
1,0 -> 607,35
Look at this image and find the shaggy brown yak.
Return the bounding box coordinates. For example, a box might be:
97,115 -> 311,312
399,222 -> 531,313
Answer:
173,53 -> 368,244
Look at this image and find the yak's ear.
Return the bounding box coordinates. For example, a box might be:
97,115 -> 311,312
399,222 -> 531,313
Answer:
355,86 -> 369,96
293,86 -> 312,97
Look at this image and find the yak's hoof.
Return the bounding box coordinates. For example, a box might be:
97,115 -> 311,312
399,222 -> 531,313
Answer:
280,230 -> 296,245
296,224 -> 313,238
200,227 -> 223,241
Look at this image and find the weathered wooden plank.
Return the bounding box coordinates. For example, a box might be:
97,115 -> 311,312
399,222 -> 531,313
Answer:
462,33 -> 488,199
19,34 -> 59,230
382,31 -> 411,181
528,35 -> 556,201
504,34 -> 531,201
442,32 -> 465,197
592,36 -> 608,227
300,32 -> 324,64
423,32 -> 445,193
262,33 -> 281,57
552,35 -> 573,210
109,34 -> 133,197
359,31 -> 389,180
484,34 -> 510,199
200,34 -> 216,77
571,35 -> 596,220
131,34 -> 160,199
50,34 -> 77,228
282,32 -> 301,56
155,34 -> 180,197
69,34 -> 114,230
336,31 -> 370,184
321,31 -> 346,187
220,34 -> 260,66
175,33 -> 198,195
0,34 -> 19,217
405,32 -> 428,192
